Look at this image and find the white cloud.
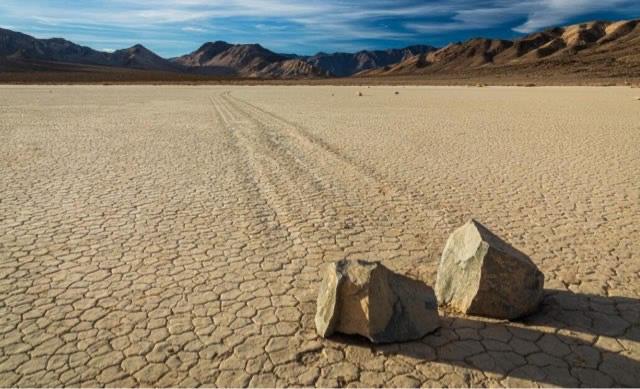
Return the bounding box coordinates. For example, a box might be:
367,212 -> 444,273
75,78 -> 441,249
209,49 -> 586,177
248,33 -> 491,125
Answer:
2,0 -> 639,33
1,0 -> 639,55
513,0 -> 638,33
182,26 -> 207,33
405,0 -> 640,35
0,0 -> 413,42
405,3 -> 525,34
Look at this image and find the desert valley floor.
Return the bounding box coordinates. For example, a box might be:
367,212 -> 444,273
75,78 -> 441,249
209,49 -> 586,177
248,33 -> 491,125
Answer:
0,85 -> 639,387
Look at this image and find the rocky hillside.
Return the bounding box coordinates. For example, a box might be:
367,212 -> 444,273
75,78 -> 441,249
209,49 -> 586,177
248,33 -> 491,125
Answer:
305,45 -> 436,77
0,28 -> 179,72
360,20 -> 640,78
109,44 -> 181,72
173,42 -> 435,77
173,42 -> 283,76
172,42 -> 330,78
251,59 -> 331,79
1,28 -> 110,65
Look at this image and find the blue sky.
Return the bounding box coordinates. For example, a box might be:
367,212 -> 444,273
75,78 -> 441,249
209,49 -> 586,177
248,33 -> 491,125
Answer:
1,0 -> 639,57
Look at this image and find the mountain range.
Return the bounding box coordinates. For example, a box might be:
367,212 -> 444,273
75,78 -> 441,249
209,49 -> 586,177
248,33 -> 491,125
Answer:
1,19 -> 639,81
0,27 -> 433,78
360,20 -> 640,79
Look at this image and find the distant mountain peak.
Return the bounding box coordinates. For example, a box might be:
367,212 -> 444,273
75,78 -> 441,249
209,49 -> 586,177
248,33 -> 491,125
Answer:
196,41 -> 231,51
172,40 -> 288,76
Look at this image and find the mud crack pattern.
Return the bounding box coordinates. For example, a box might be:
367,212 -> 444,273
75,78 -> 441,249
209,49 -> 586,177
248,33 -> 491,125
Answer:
1,85 -> 639,387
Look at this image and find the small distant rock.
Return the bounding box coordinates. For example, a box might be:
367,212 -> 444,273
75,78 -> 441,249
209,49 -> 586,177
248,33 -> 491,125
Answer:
435,220 -> 544,320
315,259 -> 439,343
357,91 -> 363,96
394,91 -> 399,95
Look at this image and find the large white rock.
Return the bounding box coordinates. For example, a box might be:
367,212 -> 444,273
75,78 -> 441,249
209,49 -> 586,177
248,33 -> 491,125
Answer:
435,220 -> 544,320
315,259 -> 439,343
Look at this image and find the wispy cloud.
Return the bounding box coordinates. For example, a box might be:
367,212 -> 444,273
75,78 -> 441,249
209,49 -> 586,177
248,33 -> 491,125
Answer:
513,0 -> 640,33
182,26 -> 207,33
405,4 -> 524,34
406,0 -> 639,35
0,0 -> 638,55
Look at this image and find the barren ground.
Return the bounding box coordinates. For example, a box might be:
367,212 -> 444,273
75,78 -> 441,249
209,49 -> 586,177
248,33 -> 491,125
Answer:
1,85 -> 639,387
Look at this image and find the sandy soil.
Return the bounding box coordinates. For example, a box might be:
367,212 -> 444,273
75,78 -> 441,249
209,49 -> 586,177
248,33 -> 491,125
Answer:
0,85 -> 639,387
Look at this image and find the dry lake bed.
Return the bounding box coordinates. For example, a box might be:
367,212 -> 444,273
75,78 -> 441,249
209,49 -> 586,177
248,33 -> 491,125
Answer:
1,85 -> 639,387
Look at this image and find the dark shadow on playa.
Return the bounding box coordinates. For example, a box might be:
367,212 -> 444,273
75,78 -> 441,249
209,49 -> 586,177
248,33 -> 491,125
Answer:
533,290 -> 640,342
329,290 -> 640,387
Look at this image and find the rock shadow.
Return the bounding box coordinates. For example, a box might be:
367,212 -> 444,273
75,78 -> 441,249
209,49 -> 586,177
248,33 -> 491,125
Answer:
531,289 -> 640,342
328,289 -> 640,387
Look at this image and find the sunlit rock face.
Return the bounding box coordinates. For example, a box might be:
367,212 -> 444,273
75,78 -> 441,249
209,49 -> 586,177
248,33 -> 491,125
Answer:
436,220 -> 544,320
316,259 -> 439,343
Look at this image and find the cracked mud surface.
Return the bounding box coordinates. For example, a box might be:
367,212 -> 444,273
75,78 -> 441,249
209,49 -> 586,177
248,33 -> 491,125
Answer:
1,85 -> 639,387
